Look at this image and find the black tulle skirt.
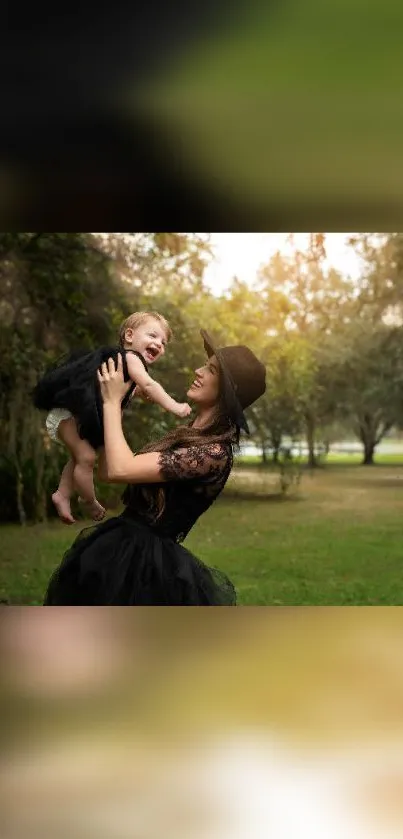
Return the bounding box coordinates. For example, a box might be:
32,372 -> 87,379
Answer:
44,512 -> 236,606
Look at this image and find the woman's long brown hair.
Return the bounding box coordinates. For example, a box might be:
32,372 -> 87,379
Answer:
122,395 -> 240,520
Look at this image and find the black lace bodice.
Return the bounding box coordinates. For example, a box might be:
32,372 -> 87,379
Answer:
122,441 -> 233,542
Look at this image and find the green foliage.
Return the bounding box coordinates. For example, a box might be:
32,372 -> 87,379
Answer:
0,232 -> 213,522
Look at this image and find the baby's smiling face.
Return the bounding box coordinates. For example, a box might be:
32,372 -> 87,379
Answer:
124,316 -> 169,365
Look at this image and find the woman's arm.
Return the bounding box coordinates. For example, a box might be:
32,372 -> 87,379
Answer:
97,355 -> 228,485
101,402 -> 166,483
97,356 -> 166,482
102,403 -> 229,484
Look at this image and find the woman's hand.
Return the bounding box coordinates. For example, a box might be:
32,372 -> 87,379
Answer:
97,353 -> 131,405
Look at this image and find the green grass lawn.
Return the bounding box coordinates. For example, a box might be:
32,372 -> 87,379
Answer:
1,462 -> 403,605
236,451 -> 403,467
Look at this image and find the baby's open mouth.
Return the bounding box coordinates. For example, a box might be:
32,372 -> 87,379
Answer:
145,347 -> 159,360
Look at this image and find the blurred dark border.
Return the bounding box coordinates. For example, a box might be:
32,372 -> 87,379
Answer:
1,0 -> 256,229
2,0 -> 401,230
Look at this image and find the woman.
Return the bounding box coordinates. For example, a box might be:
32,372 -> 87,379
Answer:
44,330 -> 266,605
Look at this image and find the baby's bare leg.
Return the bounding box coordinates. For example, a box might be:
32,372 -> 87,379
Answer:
52,457 -> 76,524
57,418 -> 105,522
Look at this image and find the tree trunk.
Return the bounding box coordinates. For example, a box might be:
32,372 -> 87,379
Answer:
358,414 -> 378,466
270,432 -> 282,464
15,462 -> 27,526
8,397 -> 27,525
34,428 -> 47,522
356,415 -> 393,466
306,414 -> 317,468
362,439 -> 375,465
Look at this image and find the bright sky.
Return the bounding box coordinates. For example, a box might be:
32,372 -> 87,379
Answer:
203,233 -> 362,296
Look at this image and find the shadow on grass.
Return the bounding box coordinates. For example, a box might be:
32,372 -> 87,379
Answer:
320,462 -> 403,471
224,490 -> 303,503
236,460 -> 403,472
348,476 -> 403,489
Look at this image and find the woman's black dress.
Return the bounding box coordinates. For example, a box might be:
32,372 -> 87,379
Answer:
33,347 -> 146,449
44,442 -> 236,605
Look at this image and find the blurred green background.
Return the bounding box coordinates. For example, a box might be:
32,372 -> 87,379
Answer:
139,0 -> 403,225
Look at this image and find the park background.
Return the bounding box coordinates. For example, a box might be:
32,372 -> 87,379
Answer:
1,231 -> 403,604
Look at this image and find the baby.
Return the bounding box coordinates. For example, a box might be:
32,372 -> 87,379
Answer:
33,311 -> 191,523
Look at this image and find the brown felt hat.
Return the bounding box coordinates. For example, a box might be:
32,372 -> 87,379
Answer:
200,329 -> 266,434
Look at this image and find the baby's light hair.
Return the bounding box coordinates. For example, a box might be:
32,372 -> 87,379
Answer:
118,311 -> 172,346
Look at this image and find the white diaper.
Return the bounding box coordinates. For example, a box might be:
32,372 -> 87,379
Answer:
45,408 -> 73,442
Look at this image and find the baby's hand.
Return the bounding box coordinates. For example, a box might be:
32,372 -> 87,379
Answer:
174,402 -> 192,418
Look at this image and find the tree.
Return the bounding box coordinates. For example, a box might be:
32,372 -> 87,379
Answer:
247,334 -> 314,462
328,321 -> 403,465
347,233 -> 403,320
0,233 -> 129,523
257,236 -> 355,466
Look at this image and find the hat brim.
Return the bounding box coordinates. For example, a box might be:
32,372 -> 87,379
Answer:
200,329 -> 250,434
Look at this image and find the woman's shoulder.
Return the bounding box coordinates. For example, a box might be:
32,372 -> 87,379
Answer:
181,439 -> 234,473
198,440 -> 233,460
158,438 -> 232,484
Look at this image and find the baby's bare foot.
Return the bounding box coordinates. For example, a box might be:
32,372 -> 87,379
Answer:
52,491 -> 76,525
79,497 -> 105,521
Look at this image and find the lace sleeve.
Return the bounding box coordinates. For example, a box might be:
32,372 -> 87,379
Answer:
159,443 -> 231,482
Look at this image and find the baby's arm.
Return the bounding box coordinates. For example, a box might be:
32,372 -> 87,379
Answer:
130,385 -> 152,402
126,354 -> 191,418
